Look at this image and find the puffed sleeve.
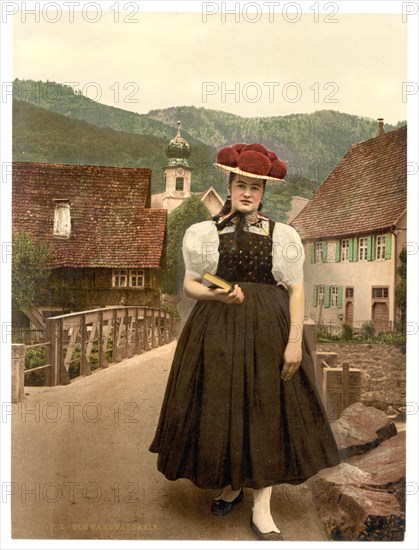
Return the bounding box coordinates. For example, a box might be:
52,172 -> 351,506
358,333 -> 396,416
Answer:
182,220 -> 220,279
271,222 -> 305,286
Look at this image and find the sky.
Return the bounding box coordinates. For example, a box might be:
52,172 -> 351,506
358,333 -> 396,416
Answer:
11,5 -> 410,124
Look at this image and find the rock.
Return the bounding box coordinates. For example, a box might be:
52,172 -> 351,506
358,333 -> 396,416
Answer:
346,432 -> 406,510
331,402 -> 397,459
308,463 -> 405,541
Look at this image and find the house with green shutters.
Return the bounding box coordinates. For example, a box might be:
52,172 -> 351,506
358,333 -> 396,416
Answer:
291,123 -> 406,332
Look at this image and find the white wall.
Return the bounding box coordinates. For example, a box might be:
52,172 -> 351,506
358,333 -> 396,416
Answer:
303,235 -> 395,327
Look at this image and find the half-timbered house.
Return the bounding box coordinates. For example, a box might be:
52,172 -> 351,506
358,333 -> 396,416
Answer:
13,162 -> 167,331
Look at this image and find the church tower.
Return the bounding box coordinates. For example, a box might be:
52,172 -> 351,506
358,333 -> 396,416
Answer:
151,121 -> 223,215
162,121 -> 192,211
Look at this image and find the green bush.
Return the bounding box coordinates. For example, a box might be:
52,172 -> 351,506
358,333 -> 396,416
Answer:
361,321 -> 375,341
376,330 -> 406,352
25,346 -> 47,386
159,302 -> 180,321
316,324 -> 341,342
341,323 -> 353,342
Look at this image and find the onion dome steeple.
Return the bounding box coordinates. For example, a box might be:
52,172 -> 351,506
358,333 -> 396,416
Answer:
166,121 -> 191,167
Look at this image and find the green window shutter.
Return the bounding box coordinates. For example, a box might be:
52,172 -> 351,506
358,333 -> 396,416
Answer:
335,241 -> 341,263
324,285 -> 331,308
312,285 -> 318,307
337,286 -> 343,308
385,233 -> 392,260
367,235 -> 373,261
310,243 -> 315,264
352,237 -> 358,262
348,239 -> 353,262
322,242 -> 328,263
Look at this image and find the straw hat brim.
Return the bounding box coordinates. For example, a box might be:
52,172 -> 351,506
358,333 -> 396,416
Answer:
213,163 -> 285,183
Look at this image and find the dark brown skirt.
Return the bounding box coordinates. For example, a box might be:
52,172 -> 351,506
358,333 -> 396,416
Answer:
149,283 -> 340,490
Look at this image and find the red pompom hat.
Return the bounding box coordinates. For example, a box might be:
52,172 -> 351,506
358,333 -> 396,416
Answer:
214,143 -> 287,182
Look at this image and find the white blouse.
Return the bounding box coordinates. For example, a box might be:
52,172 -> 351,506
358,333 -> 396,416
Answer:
182,219 -> 305,287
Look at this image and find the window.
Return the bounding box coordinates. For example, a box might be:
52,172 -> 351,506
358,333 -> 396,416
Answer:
346,287 -> 354,298
358,237 -> 368,261
315,242 -> 323,263
53,199 -> 71,238
372,287 -> 389,299
112,269 -> 145,288
376,235 -> 386,260
341,239 -> 350,261
130,270 -> 144,288
175,177 -> 184,191
331,286 -> 339,307
113,269 -> 127,287
318,285 -> 324,305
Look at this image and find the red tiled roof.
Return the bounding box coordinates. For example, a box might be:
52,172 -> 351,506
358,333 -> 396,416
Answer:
290,126 -> 407,239
12,162 -> 167,269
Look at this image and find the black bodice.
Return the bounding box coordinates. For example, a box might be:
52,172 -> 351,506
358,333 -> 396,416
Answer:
215,218 -> 277,284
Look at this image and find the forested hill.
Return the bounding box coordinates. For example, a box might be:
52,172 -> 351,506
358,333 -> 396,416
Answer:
13,99 -> 217,194
148,106 -> 405,183
13,78 -> 405,193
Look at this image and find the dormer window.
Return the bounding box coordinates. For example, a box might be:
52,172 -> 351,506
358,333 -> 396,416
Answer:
53,199 -> 71,238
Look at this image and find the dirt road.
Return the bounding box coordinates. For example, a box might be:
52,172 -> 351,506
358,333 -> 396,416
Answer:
11,342 -> 327,541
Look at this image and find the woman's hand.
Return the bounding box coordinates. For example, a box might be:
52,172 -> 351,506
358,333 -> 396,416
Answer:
183,276 -> 244,303
281,341 -> 302,381
213,284 -> 244,304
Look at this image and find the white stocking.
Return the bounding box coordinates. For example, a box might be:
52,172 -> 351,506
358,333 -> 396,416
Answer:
252,486 -> 280,533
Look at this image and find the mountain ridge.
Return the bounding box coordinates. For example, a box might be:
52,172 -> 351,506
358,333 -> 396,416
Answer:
13,78 -> 406,199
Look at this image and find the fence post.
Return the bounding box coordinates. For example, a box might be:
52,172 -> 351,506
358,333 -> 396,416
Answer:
134,307 -> 141,355
304,318 -> 317,361
144,309 -> 151,351
12,344 -> 25,403
98,310 -> 108,369
46,318 -> 70,386
157,310 -> 163,346
80,314 -> 92,376
342,362 -> 350,410
112,309 -> 119,362
151,309 -> 157,348
124,309 -> 131,359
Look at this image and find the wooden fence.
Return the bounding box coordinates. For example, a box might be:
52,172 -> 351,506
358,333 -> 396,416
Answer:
11,306 -> 174,400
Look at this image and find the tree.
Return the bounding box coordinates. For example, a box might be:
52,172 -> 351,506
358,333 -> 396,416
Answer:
162,196 -> 212,294
262,174 -> 316,223
12,233 -> 51,310
395,247 -> 407,335
262,184 -> 292,223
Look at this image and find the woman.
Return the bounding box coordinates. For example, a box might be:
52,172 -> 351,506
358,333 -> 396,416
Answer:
149,143 -> 340,540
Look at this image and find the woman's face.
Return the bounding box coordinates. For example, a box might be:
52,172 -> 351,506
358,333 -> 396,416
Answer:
229,174 -> 264,214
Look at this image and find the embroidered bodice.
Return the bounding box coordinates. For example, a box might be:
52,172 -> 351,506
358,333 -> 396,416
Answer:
182,213 -> 305,287
215,213 -> 277,284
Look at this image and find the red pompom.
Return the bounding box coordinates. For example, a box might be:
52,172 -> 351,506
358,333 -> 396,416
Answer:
216,146 -> 239,167
266,150 -> 278,161
242,143 -> 269,157
237,150 -> 271,176
269,159 -> 287,179
231,143 -> 247,153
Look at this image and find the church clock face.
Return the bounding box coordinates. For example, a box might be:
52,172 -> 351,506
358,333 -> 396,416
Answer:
176,167 -> 184,177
